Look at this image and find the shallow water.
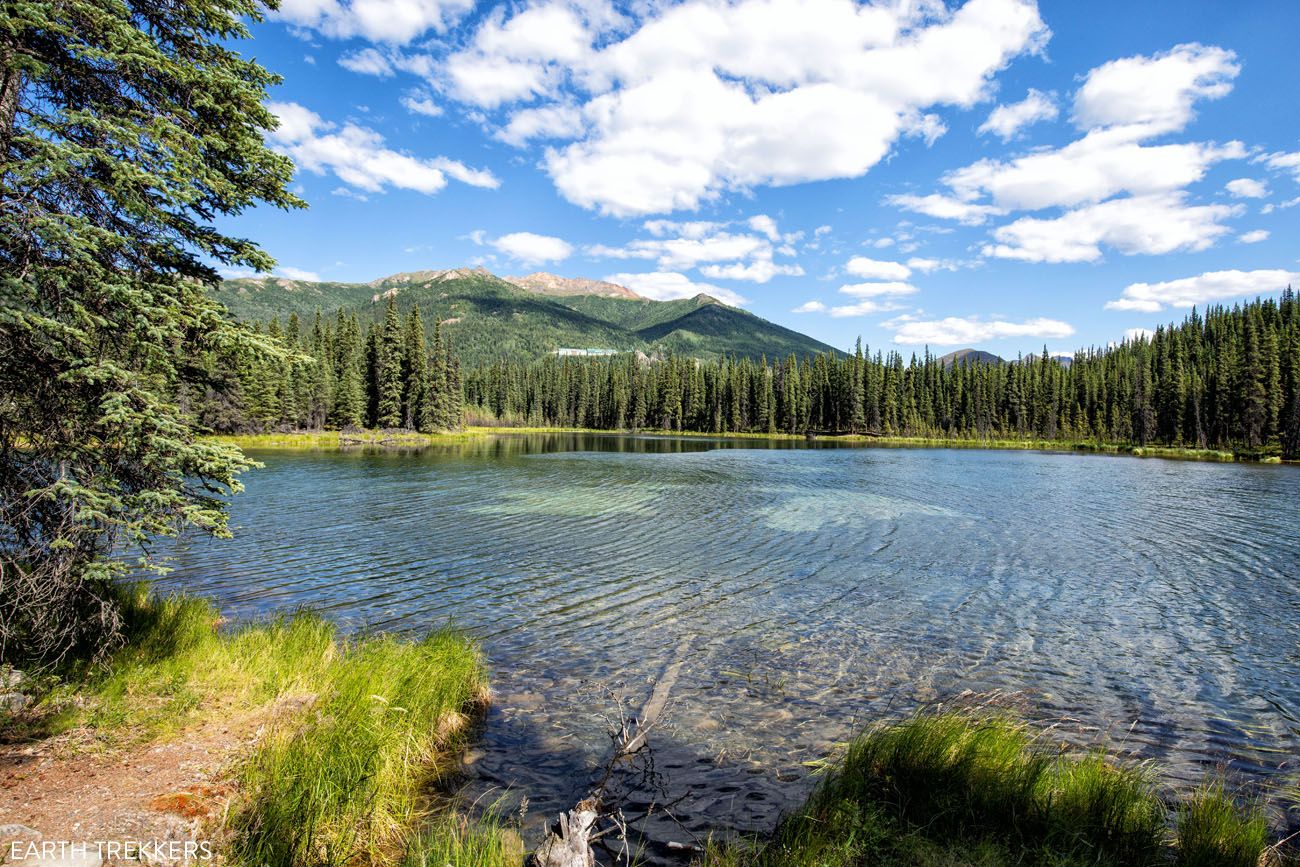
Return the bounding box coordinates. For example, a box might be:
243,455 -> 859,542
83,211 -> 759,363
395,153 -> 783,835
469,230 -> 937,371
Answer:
157,434 -> 1300,856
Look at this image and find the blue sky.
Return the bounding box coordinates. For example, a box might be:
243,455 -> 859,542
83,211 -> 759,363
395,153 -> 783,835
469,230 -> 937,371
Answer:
222,0 -> 1300,357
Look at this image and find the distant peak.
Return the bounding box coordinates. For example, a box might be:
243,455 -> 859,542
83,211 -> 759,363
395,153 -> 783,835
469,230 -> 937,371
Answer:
367,266 -> 492,288
504,272 -> 641,300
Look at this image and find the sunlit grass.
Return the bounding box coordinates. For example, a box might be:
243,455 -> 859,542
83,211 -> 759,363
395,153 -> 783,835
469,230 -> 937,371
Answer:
19,586 -> 496,867
701,711 -> 1289,867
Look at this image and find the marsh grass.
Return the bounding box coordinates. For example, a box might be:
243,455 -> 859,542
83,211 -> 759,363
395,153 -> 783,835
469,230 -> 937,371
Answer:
703,712 -> 1288,867
15,586 -> 493,867
397,811 -> 525,867
1175,781 -> 1271,867
225,631 -> 488,866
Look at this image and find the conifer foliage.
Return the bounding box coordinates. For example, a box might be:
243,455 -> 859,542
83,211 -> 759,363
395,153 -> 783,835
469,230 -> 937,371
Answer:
463,295 -> 1300,457
196,304 -> 463,434
0,0 -> 299,661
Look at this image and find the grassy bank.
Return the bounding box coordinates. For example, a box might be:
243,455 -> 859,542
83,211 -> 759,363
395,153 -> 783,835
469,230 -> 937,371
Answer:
11,587 -> 497,866
704,712 -> 1294,867
208,426 -> 1291,463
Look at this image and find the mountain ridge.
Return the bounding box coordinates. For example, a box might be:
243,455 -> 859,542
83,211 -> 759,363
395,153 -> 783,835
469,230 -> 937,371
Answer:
215,267 -> 841,366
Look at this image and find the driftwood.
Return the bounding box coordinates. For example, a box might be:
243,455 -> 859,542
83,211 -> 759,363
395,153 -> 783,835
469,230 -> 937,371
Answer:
532,638 -> 694,867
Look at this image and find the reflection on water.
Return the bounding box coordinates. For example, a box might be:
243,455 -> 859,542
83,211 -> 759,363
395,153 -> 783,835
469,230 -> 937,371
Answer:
156,434 -> 1300,857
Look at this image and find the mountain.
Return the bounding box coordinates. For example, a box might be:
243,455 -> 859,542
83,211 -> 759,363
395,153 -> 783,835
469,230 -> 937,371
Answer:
938,348 -> 1005,368
504,272 -> 640,299
214,268 -> 841,367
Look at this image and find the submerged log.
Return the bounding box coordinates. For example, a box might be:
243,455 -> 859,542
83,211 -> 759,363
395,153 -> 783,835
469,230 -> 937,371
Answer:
532,637 -> 695,867
534,798 -> 600,867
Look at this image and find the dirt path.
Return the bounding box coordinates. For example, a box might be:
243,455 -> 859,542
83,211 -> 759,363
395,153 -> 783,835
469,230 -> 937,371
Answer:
0,712 -> 261,865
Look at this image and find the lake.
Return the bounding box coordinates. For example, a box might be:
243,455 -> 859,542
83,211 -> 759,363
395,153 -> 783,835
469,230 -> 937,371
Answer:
156,434 -> 1300,857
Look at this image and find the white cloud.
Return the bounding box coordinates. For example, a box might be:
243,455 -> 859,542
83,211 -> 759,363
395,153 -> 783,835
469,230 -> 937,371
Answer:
276,0 -> 474,44
1238,229 -> 1269,244
1105,269 -> 1298,312
906,257 -> 964,272
1124,328 -> 1154,342
889,315 -> 1074,345
845,256 -> 911,280
887,193 -> 1005,225
699,260 -> 805,283
603,271 -> 747,306
489,231 -> 574,264
945,131 -> 1244,211
838,281 -> 918,298
1261,151 -> 1300,181
277,266 -> 322,281
892,43 -> 1246,264
440,0 -> 1051,215
642,220 -> 727,239
339,47 -> 395,76
791,300 -> 827,313
496,105 -> 582,146
1072,43 -> 1238,135
829,299 -> 906,317
977,88 -> 1057,140
592,230 -> 770,269
983,193 -> 1240,263
268,101 -> 499,195
747,214 -> 781,241
871,237 -> 896,248
401,90 -> 444,116
1225,177 -> 1267,198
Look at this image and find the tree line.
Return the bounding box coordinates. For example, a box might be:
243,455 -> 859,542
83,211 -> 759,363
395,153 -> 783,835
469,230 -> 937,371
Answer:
194,296 -> 462,434
462,293 -> 1300,458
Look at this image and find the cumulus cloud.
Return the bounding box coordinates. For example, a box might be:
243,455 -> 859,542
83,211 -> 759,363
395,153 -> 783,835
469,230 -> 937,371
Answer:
983,193 -> 1240,263
1104,269 -> 1298,312
699,260 -> 805,282
339,47 -> 396,76
1124,327 -> 1155,342
791,300 -> 827,313
845,256 -> 911,280
1239,229 -> 1269,244
977,88 -> 1057,140
1225,177 -> 1267,198
892,42 -> 1245,263
277,266 -> 322,281
888,315 -> 1075,345
1260,151 -> 1300,181
887,192 -> 1005,225
496,105 -> 583,146
603,271 -> 747,306
747,214 -> 781,241
945,131 -> 1244,211
838,281 -> 918,298
420,0 -> 1050,215
268,101 -> 498,195
276,0 -> 474,44
401,90 -> 444,116
488,231 -> 574,264
1071,43 -> 1238,135
829,299 -> 906,318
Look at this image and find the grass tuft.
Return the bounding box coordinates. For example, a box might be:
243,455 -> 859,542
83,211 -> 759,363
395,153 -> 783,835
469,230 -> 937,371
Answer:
1175,781 -> 1270,867
226,630 -> 487,866
14,586 -> 494,867
702,711 -> 1286,867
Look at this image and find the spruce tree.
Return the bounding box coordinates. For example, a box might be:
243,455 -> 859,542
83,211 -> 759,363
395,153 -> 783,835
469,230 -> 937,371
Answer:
0,0 -> 300,660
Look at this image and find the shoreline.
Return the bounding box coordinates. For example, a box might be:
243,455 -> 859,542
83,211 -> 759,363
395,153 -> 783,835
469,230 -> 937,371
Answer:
205,427 -> 1292,464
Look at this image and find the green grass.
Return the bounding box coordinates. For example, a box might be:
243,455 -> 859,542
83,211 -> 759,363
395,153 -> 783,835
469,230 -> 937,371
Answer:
227,629 -> 488,866
702,712 -> 1291,867
1175,781 -> 1271,867
10,586 -> 497,867
206,426 -> 1279,463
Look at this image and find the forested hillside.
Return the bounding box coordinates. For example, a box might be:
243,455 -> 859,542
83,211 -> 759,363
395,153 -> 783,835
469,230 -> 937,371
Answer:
214,268 -> 839,365
464,293 -> 1300,457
